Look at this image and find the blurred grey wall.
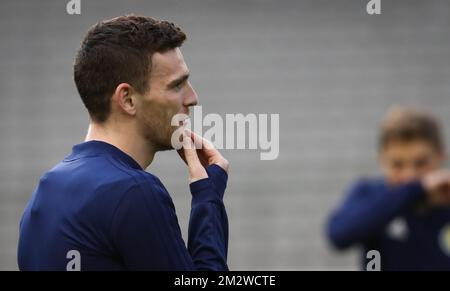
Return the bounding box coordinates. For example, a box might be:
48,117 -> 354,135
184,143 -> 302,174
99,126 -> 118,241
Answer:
1,0 -> 450,270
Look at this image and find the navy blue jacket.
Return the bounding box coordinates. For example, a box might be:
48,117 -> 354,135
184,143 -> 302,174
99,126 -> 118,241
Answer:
18,141 -> 229,271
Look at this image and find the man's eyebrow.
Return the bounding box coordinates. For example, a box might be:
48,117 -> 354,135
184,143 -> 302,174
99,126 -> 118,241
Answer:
167,73 -> 190,89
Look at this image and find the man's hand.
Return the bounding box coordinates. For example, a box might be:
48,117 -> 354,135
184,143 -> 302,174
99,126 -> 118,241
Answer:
422,169 -> 450,207
178,130 -> 229,183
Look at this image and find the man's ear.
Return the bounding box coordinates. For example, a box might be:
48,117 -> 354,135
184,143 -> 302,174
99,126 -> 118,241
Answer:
112,83 -> 137,117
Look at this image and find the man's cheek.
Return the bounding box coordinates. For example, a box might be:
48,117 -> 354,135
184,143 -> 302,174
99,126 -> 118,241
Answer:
167,105 -> 182,124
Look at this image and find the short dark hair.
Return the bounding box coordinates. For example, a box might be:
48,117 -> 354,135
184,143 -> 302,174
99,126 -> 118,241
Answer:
378,106 -> 444,152
74,15 -> 186,122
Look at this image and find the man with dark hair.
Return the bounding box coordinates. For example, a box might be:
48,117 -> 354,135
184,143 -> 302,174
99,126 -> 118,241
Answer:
327,106 -> 450,270
18,15 -> 229,271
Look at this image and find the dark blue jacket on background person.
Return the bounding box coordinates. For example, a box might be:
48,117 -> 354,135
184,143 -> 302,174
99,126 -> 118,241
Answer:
17,141 -> 229,271
327,178 -> 450,270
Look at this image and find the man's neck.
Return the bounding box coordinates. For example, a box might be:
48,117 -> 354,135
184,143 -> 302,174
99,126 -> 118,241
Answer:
84,121 -> 155,170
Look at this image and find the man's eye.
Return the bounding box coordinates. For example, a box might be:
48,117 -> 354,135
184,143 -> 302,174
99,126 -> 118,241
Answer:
174,82 -> 184,91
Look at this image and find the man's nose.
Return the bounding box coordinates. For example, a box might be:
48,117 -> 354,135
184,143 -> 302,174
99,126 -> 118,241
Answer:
184,82 -> 198,107
401,167 -> 419,184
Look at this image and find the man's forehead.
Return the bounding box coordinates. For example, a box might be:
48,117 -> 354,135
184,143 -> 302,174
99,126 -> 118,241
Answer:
150,48 -> 188,78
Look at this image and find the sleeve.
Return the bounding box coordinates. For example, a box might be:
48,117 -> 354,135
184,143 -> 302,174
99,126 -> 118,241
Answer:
111,165 -> 229,271
326,179 -> 426,250
188,164 -> 229,270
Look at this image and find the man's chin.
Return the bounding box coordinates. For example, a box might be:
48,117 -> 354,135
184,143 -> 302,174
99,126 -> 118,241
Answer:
152,127 -> 179,152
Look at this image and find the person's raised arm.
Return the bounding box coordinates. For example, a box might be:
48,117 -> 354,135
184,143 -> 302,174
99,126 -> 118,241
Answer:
326,180 -> 424,249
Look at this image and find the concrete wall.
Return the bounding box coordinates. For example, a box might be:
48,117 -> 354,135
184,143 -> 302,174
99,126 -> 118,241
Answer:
1,0 -> 450,270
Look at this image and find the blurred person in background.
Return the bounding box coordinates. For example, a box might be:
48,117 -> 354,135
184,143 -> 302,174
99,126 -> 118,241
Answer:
327,106 -> 450,270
